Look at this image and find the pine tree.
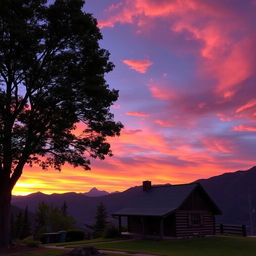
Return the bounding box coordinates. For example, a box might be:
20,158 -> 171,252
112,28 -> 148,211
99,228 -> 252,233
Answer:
61,201 -> 68,216
94,202 -> 107,237
20,206 -> 31,239
14,211 -> 24,239
34,202 -> 50,239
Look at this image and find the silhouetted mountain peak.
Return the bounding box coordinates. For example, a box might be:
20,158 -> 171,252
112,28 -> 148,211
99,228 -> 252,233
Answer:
84,187 -> 109,197
27,191 -> 46,198
90,187 -> 99,192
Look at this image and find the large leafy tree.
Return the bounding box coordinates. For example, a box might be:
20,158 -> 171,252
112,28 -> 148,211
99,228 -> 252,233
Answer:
0,0 -> 123,247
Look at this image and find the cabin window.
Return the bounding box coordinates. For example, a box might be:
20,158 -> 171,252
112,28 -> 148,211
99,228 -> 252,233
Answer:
190,213 -> 202,226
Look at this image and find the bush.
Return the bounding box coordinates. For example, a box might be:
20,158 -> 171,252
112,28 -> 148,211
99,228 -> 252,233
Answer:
66,229 -> 85,242
22,236 -> 41,247
103,225 -> 120,238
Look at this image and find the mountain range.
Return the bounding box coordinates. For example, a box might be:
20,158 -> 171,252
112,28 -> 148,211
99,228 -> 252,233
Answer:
12,166 -> 256,232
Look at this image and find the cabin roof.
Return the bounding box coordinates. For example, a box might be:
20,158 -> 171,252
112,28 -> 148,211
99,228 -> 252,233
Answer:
113,183 -> 221,217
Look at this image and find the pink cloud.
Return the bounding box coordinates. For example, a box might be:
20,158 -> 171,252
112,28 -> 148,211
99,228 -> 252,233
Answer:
208,38 -> 255,97
112,104 -> 121,109
236,99 -> 256,113
149,86 -> 174,100
216,113 -> 233,122
126,111 -> 149,117
122,59 -> 153,73
98,0 -> 228,29
101,0 -> 256,98
155,119 -> 175,127
232,125 -> 256,132
201,137 -> 234,154
147,79 -> 176,100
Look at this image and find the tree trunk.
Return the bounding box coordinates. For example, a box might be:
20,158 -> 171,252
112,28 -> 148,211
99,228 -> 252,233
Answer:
0,184 -> 11,248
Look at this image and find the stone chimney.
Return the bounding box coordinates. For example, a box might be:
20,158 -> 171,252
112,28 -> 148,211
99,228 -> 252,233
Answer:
143,180 -> 152,191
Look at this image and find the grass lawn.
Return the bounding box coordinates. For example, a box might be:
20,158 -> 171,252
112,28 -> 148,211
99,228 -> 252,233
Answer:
5,248 -> 70,256
3,248 -> 126,256
48,237 -> 124,247
93,236 -> 256,256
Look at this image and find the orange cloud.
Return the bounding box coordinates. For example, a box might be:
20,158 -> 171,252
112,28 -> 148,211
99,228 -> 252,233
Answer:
13,125 -> 255,195
126,112 -> 149,117
232,125 -> 256,132
201,137 -> 234,154
123,59 -> 153,73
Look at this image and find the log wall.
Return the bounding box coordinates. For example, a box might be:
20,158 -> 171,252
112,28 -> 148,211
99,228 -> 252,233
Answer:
175,210 -> 215,237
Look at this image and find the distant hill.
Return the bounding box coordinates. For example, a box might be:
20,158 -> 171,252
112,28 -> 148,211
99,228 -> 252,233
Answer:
84,187 -> 109,197
196,166 -> 256,229
12,186 -> 142,227
12,166 -> 256,233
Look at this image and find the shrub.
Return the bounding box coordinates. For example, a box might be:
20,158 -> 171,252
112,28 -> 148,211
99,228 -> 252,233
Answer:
22,236 -> 41,247
103,225 -> 120,238
66,229 -> 85,242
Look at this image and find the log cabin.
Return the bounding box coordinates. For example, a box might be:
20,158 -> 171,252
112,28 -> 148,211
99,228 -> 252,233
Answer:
112,181 -> 221,239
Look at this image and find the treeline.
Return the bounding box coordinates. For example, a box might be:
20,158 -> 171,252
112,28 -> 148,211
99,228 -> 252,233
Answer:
11,201 -> 76,240
11,201 -> 120,243
11,206 -> 31,240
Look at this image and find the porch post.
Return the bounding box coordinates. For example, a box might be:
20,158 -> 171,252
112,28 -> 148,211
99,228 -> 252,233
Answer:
160,217 -> 164,239
118,216 -> 122,234
141,217 -> 145,238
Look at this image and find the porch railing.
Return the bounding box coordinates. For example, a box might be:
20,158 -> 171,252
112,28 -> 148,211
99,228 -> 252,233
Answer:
216,224 -> 247,237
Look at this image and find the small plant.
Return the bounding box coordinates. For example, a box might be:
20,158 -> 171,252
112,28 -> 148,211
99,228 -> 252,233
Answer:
22,236 -> 41,248
103,224 -> 120,238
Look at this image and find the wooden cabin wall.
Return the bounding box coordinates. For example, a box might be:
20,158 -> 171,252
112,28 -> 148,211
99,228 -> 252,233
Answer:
174,186 -> 216,237
180,186 -> 215,211
175,210 -> 215,237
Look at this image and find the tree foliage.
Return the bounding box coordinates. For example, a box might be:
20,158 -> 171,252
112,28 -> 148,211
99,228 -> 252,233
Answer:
11,206 -> 31,240
0,0 -> 123,189
34,201 -> 75,238
0,0 -> 123,247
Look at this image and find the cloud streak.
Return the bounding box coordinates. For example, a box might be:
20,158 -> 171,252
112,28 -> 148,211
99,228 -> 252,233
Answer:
123,59 -> 153,73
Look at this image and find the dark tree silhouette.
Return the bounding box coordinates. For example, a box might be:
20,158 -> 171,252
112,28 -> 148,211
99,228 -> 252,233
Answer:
12,206 -> 31,240
94,202 -> 108,237
0,0 -> 123,247
61,201 -> 68,216
21,206 -> 31,239
34,201 -> 75,238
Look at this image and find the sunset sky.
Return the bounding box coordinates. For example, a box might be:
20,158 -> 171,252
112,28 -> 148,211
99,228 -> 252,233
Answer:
14,0 -> 256,195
